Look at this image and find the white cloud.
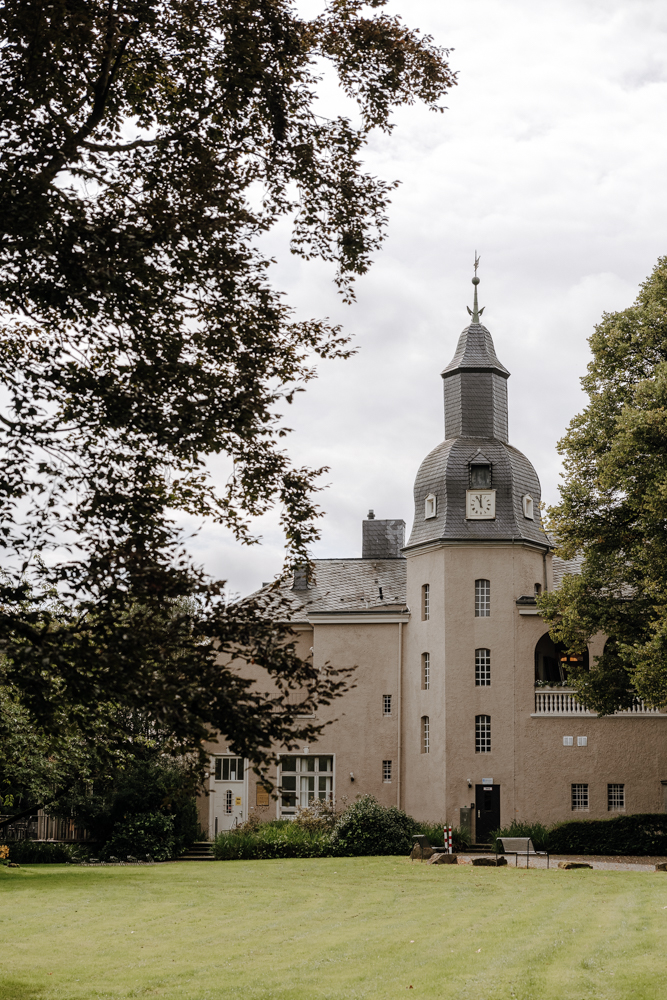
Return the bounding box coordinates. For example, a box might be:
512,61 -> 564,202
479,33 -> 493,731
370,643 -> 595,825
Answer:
188,0 -> 667,596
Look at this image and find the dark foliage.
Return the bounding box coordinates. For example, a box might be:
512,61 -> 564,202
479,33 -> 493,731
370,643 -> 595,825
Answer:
212,820 -> 330,860
0,1 -> 456,776
329,794 -> 416,856
5,841 -> 90,864
99,811 -> 176,862
547,814 -> 667,857
541,258 -> 667,711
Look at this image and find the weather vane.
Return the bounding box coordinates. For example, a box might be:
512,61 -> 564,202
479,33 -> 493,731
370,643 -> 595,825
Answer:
467,250 -> 484,323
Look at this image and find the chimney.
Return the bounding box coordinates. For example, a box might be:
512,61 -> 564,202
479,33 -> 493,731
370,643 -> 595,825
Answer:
362,514 -> 406,559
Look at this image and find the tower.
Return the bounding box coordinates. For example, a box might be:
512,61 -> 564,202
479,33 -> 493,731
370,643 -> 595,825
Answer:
401,266 -> 552,837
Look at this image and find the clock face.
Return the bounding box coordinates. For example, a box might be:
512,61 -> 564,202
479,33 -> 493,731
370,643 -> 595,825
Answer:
466,489 -> 496,520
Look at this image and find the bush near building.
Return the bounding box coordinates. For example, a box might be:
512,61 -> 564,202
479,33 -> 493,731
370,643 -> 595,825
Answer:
493,815 -> 667,856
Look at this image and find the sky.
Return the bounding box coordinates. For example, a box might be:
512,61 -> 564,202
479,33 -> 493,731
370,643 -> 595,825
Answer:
186,0 -> 667,598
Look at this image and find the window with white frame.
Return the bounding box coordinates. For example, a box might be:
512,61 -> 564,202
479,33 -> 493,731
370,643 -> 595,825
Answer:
608,784 -> 624,811
475,648 -> 490,686
475,715 -> 491,753
215,757 -> 244,781
279,755 -> 333,817
383,694 -> 392,716
522,495 -> 534,519
424,494 -> 437,519
224,789 -> 233,814
383,760 -> 392,782
421,716 -> 430,754
422,583 -> 430,621
475,579 -> 490,617
422,652 -> 430,690
571,783 -> 589,810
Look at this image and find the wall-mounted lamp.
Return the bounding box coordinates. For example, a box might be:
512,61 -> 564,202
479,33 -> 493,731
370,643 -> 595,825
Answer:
350,772 -> 355,782
467,778 -> 472,788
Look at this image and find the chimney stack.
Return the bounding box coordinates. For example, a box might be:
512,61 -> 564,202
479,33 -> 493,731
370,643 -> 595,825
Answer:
362,514 -> 405,559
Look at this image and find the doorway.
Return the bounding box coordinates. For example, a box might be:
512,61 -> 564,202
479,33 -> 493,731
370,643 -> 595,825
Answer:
475,784 -> 500,844
211,756 -> 245,833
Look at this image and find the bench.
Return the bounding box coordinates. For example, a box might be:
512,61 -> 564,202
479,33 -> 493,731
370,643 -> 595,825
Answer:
496,837 -> 549,868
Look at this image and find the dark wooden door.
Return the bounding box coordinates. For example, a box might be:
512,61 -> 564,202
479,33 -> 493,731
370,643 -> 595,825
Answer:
475,784 -> 500,844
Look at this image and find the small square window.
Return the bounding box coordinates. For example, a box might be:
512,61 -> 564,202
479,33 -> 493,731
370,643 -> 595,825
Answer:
424,494 -> 437,519
608,784 -> 624,810
571,783 -> 588,810
522,495 -> 534,519
383,694 -> 392,716
383,760 -> 392,782
577,736 -> 588,747
563,736 -> 573,746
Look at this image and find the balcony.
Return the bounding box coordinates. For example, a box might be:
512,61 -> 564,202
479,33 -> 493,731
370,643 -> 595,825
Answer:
533,688 -> 667,717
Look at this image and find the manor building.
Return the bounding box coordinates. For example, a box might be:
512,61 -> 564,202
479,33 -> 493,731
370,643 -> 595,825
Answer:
201,277 -> 667,842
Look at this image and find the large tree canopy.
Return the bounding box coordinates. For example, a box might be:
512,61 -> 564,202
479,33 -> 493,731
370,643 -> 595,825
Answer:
0,1 -> 456,772
540,258 -> 667,714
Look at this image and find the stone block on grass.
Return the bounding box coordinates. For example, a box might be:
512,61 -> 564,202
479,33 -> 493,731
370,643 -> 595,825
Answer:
428,852 -> 458,865
558,861 -> 592,870
470,856 -> 507,867
410,845 -> 434,860
655,862 -> 667,872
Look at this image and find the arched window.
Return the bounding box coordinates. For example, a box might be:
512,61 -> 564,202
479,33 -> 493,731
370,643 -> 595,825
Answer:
475,579 -> 490,617
475,648 -> 490,686
475,715 -> 491,753
421,716 -> 430,754
534,632 -> 589,684
422,652 -> 430,690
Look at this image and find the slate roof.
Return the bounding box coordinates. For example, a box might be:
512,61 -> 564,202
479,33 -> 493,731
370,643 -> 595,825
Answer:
552,553 -> 584,588
441,321 -> 510,379
244,558 -> 408,622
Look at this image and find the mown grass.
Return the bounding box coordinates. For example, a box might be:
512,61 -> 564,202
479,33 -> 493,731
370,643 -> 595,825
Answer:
1,857 -> 667,1000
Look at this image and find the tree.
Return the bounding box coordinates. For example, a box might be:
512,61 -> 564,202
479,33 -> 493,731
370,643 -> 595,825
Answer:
0,1 -> 456,771
540,257 -> 667,713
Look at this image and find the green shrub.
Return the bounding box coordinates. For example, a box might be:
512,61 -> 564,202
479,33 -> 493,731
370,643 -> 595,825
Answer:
213,821 -> 330,860
5,841 -> 91,864
329,795 -> 416,857
548,814 -> 667,856
100,811 -> 176,861
414,822 -> 470,852
491,821 -> 551,853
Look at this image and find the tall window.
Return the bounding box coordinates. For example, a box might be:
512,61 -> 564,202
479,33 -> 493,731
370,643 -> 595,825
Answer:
475,715 -> 491,753
421,716 -> 430,754
422,652 -> 430,690
571,784 -> 589,810
422,584 -> 430,621
475,579 -> 490,617
383,694 -> 392,716
608,784 -> 624,811
225,790 -> 233,814
383,760 -> 392,782
475,648 -> 491,686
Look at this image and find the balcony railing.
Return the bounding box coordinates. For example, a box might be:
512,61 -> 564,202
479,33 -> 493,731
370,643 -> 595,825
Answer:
534,688 -> 667,716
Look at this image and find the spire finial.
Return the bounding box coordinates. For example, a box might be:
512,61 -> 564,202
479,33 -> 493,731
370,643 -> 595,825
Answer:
466,251 -> 485,323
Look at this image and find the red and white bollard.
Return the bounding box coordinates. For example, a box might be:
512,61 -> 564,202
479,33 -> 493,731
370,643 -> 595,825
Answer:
444,824 -> 452,854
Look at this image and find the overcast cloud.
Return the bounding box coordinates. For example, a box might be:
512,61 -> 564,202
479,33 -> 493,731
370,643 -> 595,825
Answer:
184,0 -> 667,597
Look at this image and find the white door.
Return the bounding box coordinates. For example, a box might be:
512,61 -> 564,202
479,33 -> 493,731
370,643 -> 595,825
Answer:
211,756 -> 245,834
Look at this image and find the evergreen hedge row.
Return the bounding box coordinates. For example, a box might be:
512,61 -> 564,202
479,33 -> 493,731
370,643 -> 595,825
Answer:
547,814 -> 667,856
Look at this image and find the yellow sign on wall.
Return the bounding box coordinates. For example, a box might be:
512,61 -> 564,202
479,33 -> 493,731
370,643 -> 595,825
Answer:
256,786 -> 270,806
235,796 -> 242,806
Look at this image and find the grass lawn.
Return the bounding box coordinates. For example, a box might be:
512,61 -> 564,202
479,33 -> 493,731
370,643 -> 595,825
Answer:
2,858 -> 667,1000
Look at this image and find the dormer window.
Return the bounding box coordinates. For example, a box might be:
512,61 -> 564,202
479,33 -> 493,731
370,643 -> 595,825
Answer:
523,494 -> 534,519
470,461 -> 492,489
424,494 -> 437,519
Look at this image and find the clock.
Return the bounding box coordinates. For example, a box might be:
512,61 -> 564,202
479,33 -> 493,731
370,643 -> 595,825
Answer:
466,489 -> 496,520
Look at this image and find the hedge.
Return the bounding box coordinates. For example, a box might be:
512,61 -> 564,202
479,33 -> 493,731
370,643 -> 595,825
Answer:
547,814 -> 667,856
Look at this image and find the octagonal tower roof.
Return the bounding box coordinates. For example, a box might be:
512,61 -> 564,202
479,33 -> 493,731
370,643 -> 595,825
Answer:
405,271 -> 552,552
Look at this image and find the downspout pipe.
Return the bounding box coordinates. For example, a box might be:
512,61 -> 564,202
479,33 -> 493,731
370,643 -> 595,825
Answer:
397,620 -> 403,810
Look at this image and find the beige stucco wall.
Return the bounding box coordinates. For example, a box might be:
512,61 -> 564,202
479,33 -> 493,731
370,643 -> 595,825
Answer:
199,541 -> 667,839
